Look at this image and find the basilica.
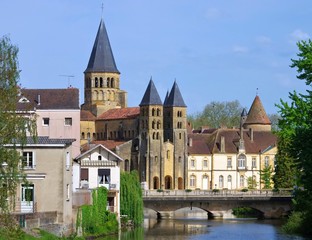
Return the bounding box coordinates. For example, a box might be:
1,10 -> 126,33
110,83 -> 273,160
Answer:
80,18 -> 276,191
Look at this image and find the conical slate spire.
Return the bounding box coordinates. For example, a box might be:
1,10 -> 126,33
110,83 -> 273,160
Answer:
163,91 -> 169,105
245,96 -> 271,125
165,81 -> 186,107
139,79 -> 162,106
85,19 -> 119,73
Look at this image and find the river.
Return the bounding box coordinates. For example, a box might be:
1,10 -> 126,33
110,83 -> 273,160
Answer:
98,211 -> 308,240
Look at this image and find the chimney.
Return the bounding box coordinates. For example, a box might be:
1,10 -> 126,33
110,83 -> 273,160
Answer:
249,128 -> 254,142
189,138 -> 193,147
221,136 -> 225,152
37,94 -> 41,105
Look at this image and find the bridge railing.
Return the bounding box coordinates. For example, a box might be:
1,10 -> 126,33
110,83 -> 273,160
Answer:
143,189 -> 292,198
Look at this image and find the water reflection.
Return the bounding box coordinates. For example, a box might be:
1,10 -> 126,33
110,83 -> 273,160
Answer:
96,217 -> 308,240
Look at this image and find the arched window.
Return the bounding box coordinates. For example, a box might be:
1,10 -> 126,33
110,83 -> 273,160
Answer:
95,77 -> 98,87
87,132 -> 90,140
152,108 -> 155,116
227,175 -> 232,183
152,121 -> 156,129
190,175 -> 196,188
240,175 -> 245,187
219,175 -> 224,189
157,108 -> 161,116
156,132 -> 159,139
153,177 -> 159,189
100,77 -> 103,87
107,78 -> 110,87
238,154 -> 246,169
157,121 -> 161,129
111,78 -> 115,88
81,132 -> 85,139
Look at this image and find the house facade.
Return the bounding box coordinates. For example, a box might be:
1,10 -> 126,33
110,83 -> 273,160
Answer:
187,95 -> 277,190
75,144 -> 123,219
10,137 -> 75,234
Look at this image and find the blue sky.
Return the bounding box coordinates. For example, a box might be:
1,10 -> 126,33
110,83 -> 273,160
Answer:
1,1 -> 311,115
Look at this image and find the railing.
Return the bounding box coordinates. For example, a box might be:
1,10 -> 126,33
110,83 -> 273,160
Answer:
143,189 -> 292,198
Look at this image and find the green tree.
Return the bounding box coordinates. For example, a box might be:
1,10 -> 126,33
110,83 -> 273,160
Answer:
247,176 -> 257,189
260,165 -> 273,189
120,170 -> 143,225
275,39 -> 312,234
188,100 -> 243,129
0,36 -> 36,237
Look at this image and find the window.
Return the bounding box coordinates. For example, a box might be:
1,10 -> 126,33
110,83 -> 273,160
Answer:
98,169 -> 110,185
238,154 -> 246,169
264,156 -> 269,167
80,168 -> 89,181
240,175 -> 244,187
22,152 -> 35,169
190,175 -> 196,187
98,155 -> 102,161
43,118 -> 49,126
203,159 -> 208,168
66,184 -> 70,201
190,159 -> 195,168
65,118 -> 72,126
81,132 -> 85,139
66,152 -> 70,171
252,157 -> 257,168
155,156 -> 158,163
219,175 -> 224,189
227,175 -> 232,183
227,157 -> 232,168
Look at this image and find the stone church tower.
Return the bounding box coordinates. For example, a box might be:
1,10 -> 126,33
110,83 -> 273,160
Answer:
139,80 -> 187,190
81,19 -> 127,117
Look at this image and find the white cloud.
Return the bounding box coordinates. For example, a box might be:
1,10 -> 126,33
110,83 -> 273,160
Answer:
232,45 -> 249,53
291,29 -> 310,41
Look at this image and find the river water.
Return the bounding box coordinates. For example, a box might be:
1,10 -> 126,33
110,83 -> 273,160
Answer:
98,210 -> 308,240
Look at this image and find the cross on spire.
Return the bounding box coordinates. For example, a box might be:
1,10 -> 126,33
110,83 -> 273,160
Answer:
101,3 -> 104,18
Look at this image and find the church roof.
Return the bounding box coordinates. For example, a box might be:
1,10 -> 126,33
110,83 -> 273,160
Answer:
97,107 -> 140,120
244,95 -> 271,125
139,79 -> 162,106
85,19 -> 119,74
81,110 -> 96,121
164,81 -> 186,107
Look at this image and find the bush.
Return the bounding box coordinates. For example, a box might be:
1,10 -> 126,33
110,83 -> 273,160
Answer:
212,189 -> 219,193
157,189 -> 163,192
241,188 -> 248,192
282,211 -> 304,234
185,189 -> 192,192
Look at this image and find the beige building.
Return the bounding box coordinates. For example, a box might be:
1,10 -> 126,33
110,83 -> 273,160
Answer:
187,95 -> 276,190
10,137 -> 75,235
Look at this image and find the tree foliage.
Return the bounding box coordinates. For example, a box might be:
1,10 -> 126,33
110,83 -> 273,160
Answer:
260,165 -> 273,189
275,39 -> 312,235
120,170 -> 143,225
188,100 -> 244,129
0,35 -> 36,236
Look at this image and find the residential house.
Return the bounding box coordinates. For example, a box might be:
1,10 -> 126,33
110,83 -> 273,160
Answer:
74,144 -> 123,219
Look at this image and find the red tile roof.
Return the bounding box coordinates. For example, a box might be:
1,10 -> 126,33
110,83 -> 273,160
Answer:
97,107 -> 140,120
81,110 -> 96,121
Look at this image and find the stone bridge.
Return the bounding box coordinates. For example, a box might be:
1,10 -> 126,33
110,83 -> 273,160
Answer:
143,189 -> 292,219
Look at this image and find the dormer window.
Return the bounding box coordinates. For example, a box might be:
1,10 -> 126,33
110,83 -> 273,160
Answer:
65,118 -> 72,126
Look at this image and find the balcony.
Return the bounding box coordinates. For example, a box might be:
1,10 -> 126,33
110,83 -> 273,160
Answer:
237,166 -> 248,171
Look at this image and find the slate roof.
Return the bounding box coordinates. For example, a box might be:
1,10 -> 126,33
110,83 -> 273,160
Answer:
165,81 -> 186,107
96,107 -> 140,120
9,136 -> 75,145
85,19 -> 119,73
188,134 -> 211,155
206,128 -> 277,154
139,79 -> 162,106
81,110 -> 96,121
244,96 -> 271,125
17,88 -> 79,110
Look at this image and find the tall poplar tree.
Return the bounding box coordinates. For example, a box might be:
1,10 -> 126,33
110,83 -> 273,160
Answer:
0,36 -> 36,234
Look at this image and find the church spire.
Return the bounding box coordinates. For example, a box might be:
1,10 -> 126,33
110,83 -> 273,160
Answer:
165,81 -> 186,107
85,19 -> 119,73
139,79 -> 162,106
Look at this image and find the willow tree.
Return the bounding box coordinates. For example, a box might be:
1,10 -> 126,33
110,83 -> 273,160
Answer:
0,36 -> 36,233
